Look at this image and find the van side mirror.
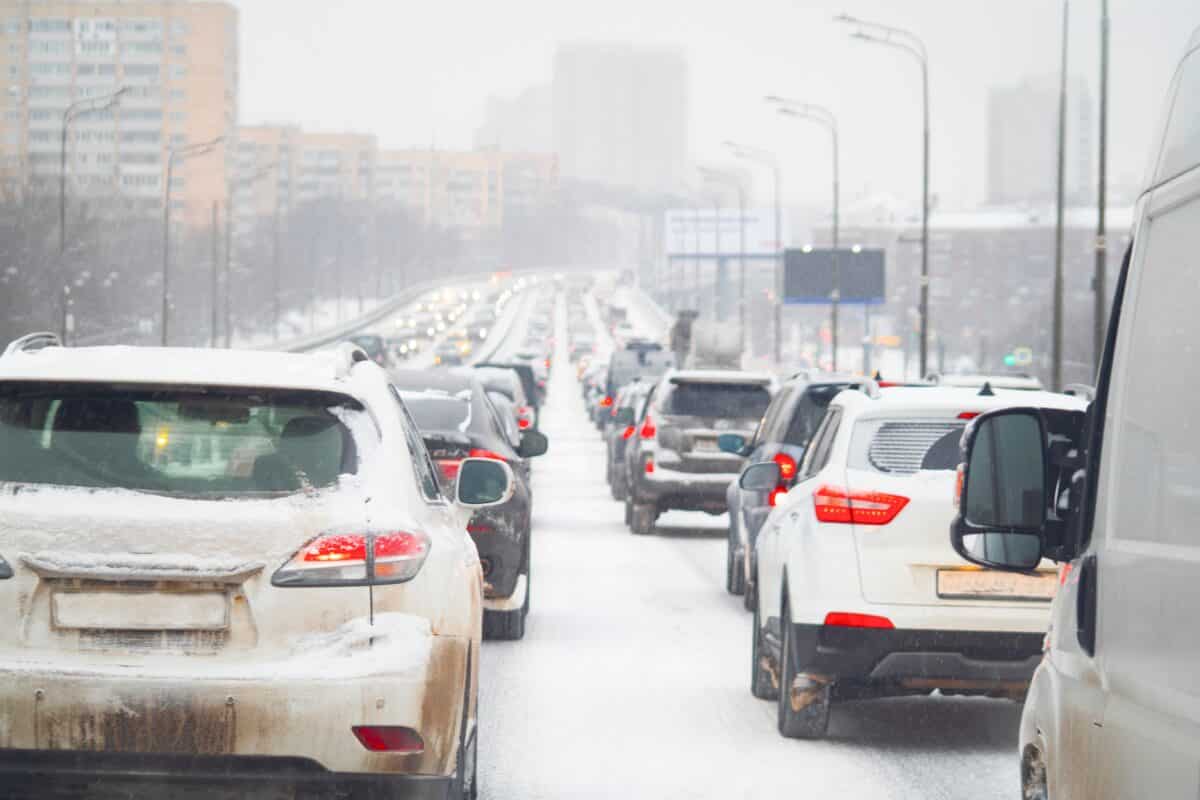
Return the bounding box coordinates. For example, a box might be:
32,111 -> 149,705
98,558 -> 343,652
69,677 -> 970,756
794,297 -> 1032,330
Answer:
951,409 -> 1048,570
614,407 -> 636,426
517,429 -> 549,459
456,458 -> 515,507
740,461 -> 781,491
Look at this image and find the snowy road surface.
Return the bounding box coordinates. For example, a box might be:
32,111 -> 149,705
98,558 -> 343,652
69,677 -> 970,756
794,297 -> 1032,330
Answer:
477,298 -> 1023,799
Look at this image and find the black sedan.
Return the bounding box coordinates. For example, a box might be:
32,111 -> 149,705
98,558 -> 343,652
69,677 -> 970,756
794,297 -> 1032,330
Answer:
392,370 -> 547,640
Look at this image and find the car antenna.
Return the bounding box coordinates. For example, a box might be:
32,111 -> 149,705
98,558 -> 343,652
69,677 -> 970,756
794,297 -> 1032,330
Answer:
978,381 -> 995,396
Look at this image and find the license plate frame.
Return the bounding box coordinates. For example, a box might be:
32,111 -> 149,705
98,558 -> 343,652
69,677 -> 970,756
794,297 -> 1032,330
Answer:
936,569 -> 1057,602
52,590 -> 231,631
692,439 -> 720,453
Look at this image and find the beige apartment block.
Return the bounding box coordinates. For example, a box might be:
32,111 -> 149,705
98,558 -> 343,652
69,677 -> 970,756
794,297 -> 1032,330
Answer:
376,148 -> 558,234
231,125 -> 377,234
0,0 -> 237,226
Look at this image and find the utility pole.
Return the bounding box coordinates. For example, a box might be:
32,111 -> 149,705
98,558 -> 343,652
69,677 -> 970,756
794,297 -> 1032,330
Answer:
210,201 -> 219,347
1093,0 -> 1110,371
1052,0 -> 1070,391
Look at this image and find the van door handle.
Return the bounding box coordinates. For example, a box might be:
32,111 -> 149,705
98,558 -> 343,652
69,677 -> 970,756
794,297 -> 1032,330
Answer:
1076,555 -> 1098,657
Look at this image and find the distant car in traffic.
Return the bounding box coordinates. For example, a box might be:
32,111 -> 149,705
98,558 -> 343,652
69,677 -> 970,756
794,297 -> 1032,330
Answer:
466,365 -> 537,432
346,333 -> 389,367
604,380 -> 653,501
624,370 -> 774,535
745,383 -> 1085,739
393,369 -> 548,640
721,372 -> 860,608
0,335 -> 511,796
432,341 -> 465,367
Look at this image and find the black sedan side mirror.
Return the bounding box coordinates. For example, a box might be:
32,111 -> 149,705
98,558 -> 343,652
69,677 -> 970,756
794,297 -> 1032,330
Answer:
950,408 -> 1049,571
518,429 -> 549,459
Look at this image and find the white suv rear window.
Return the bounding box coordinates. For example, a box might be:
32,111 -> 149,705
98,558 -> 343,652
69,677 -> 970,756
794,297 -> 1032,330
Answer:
0,383 -> 371,496
849,419 -> 965,475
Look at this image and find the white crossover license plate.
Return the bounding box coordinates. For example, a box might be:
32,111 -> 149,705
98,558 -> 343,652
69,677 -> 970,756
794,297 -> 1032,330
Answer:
936,569 -> 1057,602
52,590 -> 230,631
693,439 -> 720,452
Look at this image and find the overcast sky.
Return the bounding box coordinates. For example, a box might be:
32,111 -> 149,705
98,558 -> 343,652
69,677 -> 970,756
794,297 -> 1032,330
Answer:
236,0 -> 1199,210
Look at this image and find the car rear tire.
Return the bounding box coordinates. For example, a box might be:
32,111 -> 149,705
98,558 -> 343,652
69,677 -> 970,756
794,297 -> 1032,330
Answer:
611,467 -> 628,502
751,588 -> 778,700
743,566 -> 757,612
776,601 -> 832,739
630,501 -> 656,536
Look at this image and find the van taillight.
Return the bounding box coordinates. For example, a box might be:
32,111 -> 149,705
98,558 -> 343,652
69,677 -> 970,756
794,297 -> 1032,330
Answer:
352,726 -> 425,753
639,415 -> 657,439
813,485 -> 909,525
823,612 -> 894,629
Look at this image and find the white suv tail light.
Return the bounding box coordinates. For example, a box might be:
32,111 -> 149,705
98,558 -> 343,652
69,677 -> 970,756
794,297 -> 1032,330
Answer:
272,531 -> 431,587
813,485 -> 909,526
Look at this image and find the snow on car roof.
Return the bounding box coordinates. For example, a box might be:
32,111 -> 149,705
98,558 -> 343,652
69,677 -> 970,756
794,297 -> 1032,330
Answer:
0,345 -> 368,394
667,369 -> 774,385
834,385 -> 1087,417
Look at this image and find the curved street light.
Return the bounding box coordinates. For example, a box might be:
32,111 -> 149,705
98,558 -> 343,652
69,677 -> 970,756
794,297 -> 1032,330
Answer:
766,96 -> 843,370
58,85 -> 130,342
835,13 -> 930,377
724,141 -> 784,364
162,136 -> 224,346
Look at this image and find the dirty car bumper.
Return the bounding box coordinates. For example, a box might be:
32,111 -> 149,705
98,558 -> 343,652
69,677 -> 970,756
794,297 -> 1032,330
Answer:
0,750 -> 458,799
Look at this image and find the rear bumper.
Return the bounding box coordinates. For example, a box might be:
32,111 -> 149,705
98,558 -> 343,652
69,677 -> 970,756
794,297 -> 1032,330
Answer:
634,468 -> 735,514
0,632 -> 469,778
790,625 -> 1043,688
0,750 -> 456,799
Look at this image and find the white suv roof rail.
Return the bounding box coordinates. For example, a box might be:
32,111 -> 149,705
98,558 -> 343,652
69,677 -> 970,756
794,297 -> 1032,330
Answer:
3,332 -> 62,358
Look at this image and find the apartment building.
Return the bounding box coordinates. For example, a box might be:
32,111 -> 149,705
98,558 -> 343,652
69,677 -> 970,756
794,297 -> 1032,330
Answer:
375,148 -> 558,233
0,0 -> 237,224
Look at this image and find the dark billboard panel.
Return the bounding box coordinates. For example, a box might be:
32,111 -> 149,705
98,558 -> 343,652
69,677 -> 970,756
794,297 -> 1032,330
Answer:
783,248 -> 885,305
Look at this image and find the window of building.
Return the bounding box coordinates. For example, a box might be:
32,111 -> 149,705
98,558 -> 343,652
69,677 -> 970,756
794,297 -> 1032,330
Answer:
77,41 -> 113,57
124,42 -> 162,56
121,152 -> 160,166
171,45 -> 186,57
169,89 -> 185,103
169,64 -> 187,80
168,111 -> 186,123
30,19 -> 71,33
170,133 -> 187,147
123,64 -> 160,79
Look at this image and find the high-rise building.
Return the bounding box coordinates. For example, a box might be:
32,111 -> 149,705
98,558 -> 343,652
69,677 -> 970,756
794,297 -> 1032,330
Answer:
986,76 -> 1094,207
552,42 -> 688,194
473,84 -> 551,153
0,0 -> 238,225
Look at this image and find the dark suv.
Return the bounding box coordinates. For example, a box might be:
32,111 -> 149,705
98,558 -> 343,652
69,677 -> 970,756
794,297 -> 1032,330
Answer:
624,370 -> 773,535
605,380 -> 653,501
719,372 -> 859,608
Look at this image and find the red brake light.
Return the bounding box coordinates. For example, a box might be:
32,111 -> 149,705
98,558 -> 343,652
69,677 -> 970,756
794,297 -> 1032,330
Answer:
813,485 -> 909,525
639,415 -> 657,439
436,459 -> 461,481
518,418 -> 532,430
768,486 -> 787,507
957,411 -> 980,420
600,395 -> 614,408
352,726 -> 425,753
644,456 -> 655,474
773,452 -> 798,481
621,425 -> 635,440
823,612 -> 895,629
469,448 -> 505,461
274,531 -> 431,586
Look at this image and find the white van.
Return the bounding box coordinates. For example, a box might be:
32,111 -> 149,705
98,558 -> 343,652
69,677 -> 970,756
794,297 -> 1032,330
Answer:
950,27 -> 1200,800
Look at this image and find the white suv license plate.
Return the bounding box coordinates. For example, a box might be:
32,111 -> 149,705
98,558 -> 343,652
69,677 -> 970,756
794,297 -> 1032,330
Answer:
936,569 -> 1057,602
53,590 -> 231,631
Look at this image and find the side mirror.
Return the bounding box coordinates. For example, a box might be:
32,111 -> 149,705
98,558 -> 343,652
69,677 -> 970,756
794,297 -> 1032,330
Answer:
717,433 -> 747,455
740,461 -> 781,491
456,458 -> 515,507
614,407 -> 636,426
950,409 -> 1048,571
517,429 -> 549,458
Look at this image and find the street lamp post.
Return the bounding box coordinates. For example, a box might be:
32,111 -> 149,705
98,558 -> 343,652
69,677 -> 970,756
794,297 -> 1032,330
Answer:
836,14 -> 930,377
1094,0 -> 1110,371
725,141 -> 783,364
1053,1 -> 1070,390
700,167 -> 747,339
767,97 -> 842,370
58,86 -> 129,342
162,137 -> 223,347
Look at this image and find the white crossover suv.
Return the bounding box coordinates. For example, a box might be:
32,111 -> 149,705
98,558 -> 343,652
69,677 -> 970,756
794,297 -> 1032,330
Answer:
0,333 -> 512,798
745,383 -> 1085,739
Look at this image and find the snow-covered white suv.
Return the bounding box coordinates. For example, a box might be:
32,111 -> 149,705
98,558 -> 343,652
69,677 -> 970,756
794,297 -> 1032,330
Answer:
0,333 -> 511,797
745,383 -> 1085,739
